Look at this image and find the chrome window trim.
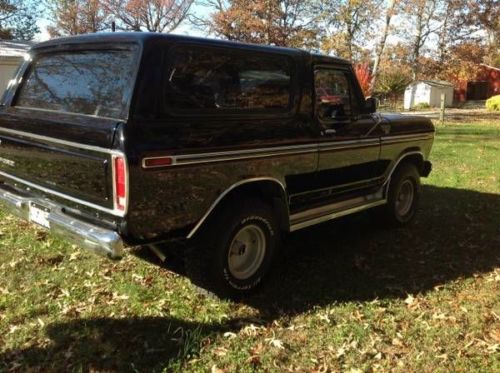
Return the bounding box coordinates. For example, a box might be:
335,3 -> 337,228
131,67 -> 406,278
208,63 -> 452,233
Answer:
0,127 -> 122,156
186,177 -> 287,239
11,106 -> 124,122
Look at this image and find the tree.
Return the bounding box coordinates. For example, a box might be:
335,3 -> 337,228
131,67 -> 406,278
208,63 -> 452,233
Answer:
439,41 -> 487,82
0,0 -> 39,39
46,0 -> 110,37
369,0 -> 399,92
193,0 -> 321,48
399,0 -> 441,80
460,0 -> 499,66
103,0 -> 193,32
375,66 -> 412,105
321,0 -> 382,61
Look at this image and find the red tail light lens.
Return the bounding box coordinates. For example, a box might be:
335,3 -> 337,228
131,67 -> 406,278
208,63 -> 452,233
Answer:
114,156 -> 127,212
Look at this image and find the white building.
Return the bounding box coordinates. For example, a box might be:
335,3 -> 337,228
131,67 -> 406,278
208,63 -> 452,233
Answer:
0,40 -> 32,97
404,80 -> 454,110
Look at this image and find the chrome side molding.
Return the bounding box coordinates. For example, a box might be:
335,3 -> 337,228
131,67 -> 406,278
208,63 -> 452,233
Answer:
289,189 -> 386,231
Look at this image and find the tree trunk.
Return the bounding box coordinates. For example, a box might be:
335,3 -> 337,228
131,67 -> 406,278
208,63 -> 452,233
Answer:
411,11 -> 423,81
370,0 -> 397,93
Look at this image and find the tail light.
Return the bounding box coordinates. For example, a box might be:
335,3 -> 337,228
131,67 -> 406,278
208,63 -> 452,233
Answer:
113,155 -> 128,212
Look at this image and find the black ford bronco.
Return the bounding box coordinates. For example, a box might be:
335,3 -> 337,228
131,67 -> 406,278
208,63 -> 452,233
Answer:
0,33 -> 433,298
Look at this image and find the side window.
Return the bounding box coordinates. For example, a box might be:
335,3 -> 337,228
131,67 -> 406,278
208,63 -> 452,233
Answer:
166,47 -> 292,112
315,69 -> 357,122
15,49 -> 137,119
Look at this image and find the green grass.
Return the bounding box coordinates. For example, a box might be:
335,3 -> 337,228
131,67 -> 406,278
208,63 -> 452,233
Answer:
1,120 -> 499,372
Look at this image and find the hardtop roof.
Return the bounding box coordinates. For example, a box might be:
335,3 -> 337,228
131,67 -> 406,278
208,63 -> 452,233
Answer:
33,32 -> 351,65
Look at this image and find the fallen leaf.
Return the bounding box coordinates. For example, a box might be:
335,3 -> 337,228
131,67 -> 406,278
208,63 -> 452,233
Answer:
268,338 -> 285,350
211,364 -> 224,373
404,294 -> 415,306
213,347 -> 227,357
392,337 -> 403,347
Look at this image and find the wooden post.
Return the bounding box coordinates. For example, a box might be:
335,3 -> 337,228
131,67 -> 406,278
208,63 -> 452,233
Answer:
440,92 -> 445,124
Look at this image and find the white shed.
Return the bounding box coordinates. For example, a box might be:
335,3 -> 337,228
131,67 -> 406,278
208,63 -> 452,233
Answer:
0,40 -> 32,97
404,80 -> 454,110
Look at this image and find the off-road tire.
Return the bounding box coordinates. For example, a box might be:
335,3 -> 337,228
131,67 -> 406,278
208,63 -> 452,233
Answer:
185,198 -> 279,299
374,162 -> 421,226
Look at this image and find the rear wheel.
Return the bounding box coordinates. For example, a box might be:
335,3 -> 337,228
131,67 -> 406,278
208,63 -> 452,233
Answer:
185,198 -> 279,299
374,163 -> 421,226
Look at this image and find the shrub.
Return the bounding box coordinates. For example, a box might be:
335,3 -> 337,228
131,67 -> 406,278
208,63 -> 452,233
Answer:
375,68 -> 412,106
485,95 -> 500,111
355,63 -> 372,97
414,102 -> 431,110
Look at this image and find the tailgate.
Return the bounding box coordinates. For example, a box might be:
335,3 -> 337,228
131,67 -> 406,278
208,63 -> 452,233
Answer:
0,118 -> 119,211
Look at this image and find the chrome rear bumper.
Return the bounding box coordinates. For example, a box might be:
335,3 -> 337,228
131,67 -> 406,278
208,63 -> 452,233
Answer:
0,184 -> 124,259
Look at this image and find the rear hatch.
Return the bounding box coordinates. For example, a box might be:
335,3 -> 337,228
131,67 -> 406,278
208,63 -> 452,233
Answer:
0,44 -> 138,215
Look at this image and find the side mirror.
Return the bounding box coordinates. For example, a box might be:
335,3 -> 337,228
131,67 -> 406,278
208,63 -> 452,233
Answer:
365,97 -> 378,114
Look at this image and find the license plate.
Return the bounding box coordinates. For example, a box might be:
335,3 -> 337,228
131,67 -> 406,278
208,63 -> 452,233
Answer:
29,203 -> 50,229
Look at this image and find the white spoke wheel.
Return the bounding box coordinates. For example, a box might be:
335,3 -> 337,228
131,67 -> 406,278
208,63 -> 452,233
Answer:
228,224 -> 267,280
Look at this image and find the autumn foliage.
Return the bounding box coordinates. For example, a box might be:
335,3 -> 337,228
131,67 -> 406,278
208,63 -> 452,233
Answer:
45,0 -> 194,36
200,0 -> 320,49
354,63 -> 372,97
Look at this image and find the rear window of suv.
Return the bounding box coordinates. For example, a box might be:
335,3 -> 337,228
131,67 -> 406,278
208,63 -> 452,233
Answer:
15,48 -> 138,119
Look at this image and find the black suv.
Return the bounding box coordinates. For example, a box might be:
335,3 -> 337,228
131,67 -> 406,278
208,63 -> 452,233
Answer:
0,33 -> 433,298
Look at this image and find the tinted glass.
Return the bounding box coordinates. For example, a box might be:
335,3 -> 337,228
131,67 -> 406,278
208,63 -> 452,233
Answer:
315,69 -> 354,121
166,47 -> 292,111
16,49 -> 137,118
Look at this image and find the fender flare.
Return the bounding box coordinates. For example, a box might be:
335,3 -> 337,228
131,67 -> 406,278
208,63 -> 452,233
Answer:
187,177 -> 288,239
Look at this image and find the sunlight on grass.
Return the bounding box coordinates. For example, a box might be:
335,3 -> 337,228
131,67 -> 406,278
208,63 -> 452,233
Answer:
0,121 -> 499,371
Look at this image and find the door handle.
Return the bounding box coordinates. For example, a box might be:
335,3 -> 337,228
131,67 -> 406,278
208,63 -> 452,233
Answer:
321,129 -> 337,136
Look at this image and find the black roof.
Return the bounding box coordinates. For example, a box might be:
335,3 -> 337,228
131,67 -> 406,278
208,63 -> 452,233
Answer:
33,32 -> 351,65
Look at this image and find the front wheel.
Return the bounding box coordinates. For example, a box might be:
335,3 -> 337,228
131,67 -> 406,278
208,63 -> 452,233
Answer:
185,199 -> 279,299
374,163 -> 421,226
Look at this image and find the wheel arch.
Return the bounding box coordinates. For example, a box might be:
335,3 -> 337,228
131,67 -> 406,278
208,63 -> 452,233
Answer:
187,177 -> 289,239
385,150 -> 425,186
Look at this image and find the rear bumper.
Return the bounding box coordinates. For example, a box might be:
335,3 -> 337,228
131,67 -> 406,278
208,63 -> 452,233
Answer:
0,184 -> 124,259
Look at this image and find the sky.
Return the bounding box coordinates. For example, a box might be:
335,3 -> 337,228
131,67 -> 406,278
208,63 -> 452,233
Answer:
32,3 -> 448,59
34,3 -> 209,42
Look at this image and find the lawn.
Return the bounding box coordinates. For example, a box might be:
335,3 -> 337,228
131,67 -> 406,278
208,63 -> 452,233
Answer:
1,118 -> 499,372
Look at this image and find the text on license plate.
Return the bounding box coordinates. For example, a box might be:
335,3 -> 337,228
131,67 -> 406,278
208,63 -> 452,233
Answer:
29,203 -> 50,229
